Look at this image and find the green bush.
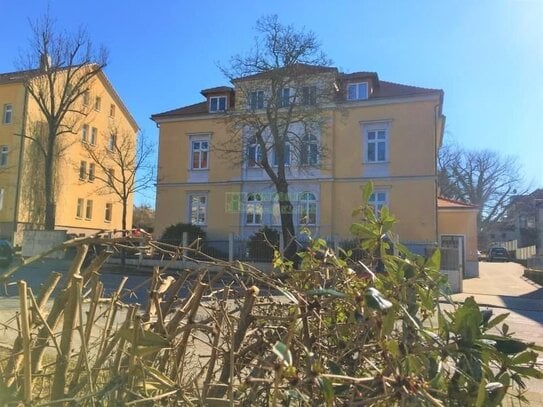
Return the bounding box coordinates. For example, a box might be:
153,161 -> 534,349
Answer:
159,222 -> 206,247
247,226 -> 280,261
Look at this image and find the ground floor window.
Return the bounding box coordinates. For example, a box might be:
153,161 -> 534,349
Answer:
246,193 -> 263,225
299,192 -> 317,225
369,191 -> 388,216
190,195 -> 207,225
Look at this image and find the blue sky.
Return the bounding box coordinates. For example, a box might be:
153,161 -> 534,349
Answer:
2,0 -> 542,205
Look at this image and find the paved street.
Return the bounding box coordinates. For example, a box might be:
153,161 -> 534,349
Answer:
450,261 -> 543,403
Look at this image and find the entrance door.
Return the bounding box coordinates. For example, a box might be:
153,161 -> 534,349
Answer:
440,235 -> 465,276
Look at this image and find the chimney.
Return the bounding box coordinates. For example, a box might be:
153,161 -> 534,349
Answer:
39,53 -> 51,71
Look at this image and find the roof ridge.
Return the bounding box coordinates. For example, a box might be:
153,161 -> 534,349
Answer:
380,79 -> 442,92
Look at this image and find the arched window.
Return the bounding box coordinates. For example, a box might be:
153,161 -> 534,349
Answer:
246,193 -> 263,224
301,135 -> 318,165
247,137 -> 262,167
299,192 -> 317,225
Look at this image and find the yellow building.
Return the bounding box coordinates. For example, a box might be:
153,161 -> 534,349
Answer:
0,65 -> 138,245
152,65 -> 448,256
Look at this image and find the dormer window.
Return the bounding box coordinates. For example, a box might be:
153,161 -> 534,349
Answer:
209,96 -> 227,112
347,82 -> 369,100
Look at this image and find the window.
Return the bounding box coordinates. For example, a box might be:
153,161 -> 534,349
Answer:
249,90 -> 264,110
109,104 -> 115,118
3,104 -> 12,124
366,129 -> 387,162
79,161 -> 87,180
272,142 -> 291,166
81,124 -> 89,143
83,91 -> 90,106
94,96 -> 101,111
85,200 -> 93,220
246,193 -> 263,225
299,192 -> 317,225
0,188 -> 4,211
369,191 -> 388,216
347,82 -> 368,100
301,86 -> 317,106
90,127 -> 97,145
88,163 -> 95,182
301,135 -> 319,165
107,168 -> 115,185
191,140 -> 209,169
280,88 -> 291,107
189,195 -> 207,225
108,134 -> 117,151
247,137 -> 262,167
76,198 -> 84,218
209,96 -> 227,112
105,203 -> 112,222
0,146 -> 8,167
271,193 -> 281,225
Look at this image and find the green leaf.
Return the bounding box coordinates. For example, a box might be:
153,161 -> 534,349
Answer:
350,223 -> 378,239
365,287 -> 393,311
272,341 -> 292,367
425,249 -> 441,272
306,288 -> 346,298
361,182 -> 374,203
511,351 -> 537,365
119,327 -> 169,348
493,338 -> 529,355
485,312 -> 510,330
509,366 -> 543,379
317,377 -> 335,406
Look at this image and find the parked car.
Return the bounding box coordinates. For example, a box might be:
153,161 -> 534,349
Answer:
487,247 -> 509,262
0,239 -> 14,267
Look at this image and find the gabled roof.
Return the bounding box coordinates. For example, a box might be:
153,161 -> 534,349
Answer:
437,197 -> 478,209
232,63 -> 338,82
151,64 -> 443,120
0,65 -> 139,132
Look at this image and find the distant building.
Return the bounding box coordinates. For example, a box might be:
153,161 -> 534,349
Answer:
507,189 -> 543,249
0,64 -> 138,244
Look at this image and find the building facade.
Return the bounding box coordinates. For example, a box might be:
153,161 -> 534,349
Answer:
0,66 -> 137,244
152,65 -> 445,253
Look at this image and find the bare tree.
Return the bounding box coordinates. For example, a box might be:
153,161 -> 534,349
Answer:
219,15 -> 333,261
17,12 -> 107,229
133,203 -> 155,233
438,143 -> 527,236
84,129 -> 155,232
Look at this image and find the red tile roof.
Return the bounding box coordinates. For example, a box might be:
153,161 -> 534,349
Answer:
201,86 -> 234,95
437,197 -> 478,209
232,63 -> 338,82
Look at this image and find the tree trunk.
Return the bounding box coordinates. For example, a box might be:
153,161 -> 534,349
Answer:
276,181 -> 298,264
44,135 -> 56,230
121,199 -> 127,268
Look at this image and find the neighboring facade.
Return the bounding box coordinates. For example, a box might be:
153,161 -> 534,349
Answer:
152,65 -> 445,253
506,189 -> 543,249
437,197 -> 479,278
0,66 -> 138,244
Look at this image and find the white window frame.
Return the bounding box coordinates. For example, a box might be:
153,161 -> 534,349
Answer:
245,193 -> 263,225
79,161 -> 87,180
90,127 -> 97,146
0,145 -> 8,167
301,135 -> 319,166
0,188 -> 4,211
209,96 -> 227,112
3,104 -> 12,124
189,194 -> 207,225
81,124 -> 89,143
94,96 -> 101,111
299,192 -> 317,225
272,141 -> 291,167
88,163 -> 96,182
369,191 -> 388,216
280,88 -> 292,107
347,82 -> 369,100
191,139 -> 209,170
301,85 -> 317,106
76,198 -> 84,218
366,128 -> 388,163
85,199 -> 93,220
105,203 -> 113,222
247,137 -> 262,168
249,90 -> 265,110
